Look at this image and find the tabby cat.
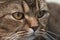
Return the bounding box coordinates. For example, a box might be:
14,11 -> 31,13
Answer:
0,0 -> 59,40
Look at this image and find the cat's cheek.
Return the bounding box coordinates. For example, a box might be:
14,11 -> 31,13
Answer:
38,13 -> 50,27
37,13 -> 50,31
2,15 -> 25,32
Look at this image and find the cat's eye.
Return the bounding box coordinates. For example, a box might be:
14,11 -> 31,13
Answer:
36,10 -> 48,18
12,12 -> 24,20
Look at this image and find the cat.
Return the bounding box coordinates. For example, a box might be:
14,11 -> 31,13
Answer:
0,0 -> 59,40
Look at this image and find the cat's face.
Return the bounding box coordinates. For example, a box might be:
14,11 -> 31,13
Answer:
0,0 -> 50,40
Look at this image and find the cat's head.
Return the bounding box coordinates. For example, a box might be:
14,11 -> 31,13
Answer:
0,0 -> 50,40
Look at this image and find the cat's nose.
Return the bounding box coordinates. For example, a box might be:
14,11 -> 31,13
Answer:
25,16 -> 39,31
29,17 -> 38,31
30,26 -> 38,31
30,22 -> 38,31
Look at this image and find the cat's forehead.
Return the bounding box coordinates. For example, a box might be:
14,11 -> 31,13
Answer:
0,1 -> 31,14
2,4 -> 22,13
6,3 -> 23,13
0,0 -> 48,14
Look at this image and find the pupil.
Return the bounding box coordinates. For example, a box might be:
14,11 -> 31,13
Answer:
17,12 -> 20,17
37,11 -> 44,18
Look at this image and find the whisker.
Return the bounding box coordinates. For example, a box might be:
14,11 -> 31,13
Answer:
47,31 -> 57,37
46,33 -> 57,40
3,33 -> 19,40
38,31 -> 57,40
41,34 -> 52,40
5,22 -> 26,37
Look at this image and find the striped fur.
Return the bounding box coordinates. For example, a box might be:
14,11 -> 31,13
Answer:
0,0 -> 59,40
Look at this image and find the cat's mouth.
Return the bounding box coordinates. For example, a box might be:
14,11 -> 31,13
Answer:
6,28 -> 45,36
1,26 -> 46,40
2,28 -> 35,40
2,28 -> 56,40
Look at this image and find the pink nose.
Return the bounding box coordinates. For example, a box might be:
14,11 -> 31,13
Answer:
30,19 -> 38,31
30,26 -> 38,31
27,17 -> 38,31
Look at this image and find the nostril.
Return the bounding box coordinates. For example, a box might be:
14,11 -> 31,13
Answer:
30,26 -> 38,32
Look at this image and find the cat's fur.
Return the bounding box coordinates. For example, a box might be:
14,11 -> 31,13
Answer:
47,3 -> 60,40
0,0 -> 60,40
0,0 -> 50,40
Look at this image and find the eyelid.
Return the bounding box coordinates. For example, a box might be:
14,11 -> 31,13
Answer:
12,12 -> 24,14
40,10 -> 49,13
12,12 -> 24,20
36,10 -> 49,18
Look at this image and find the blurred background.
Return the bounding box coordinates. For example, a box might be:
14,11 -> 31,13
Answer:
46,0 -> 60,4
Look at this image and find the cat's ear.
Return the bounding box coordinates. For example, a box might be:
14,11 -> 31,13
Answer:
23,1 -> 30,13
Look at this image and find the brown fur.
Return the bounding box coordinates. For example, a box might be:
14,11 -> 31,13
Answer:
0,0 -> 60,40
0,0 -> 49,40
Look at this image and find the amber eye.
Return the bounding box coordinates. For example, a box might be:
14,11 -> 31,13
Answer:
12,12 -> 24,20
36,10 -> 47,18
